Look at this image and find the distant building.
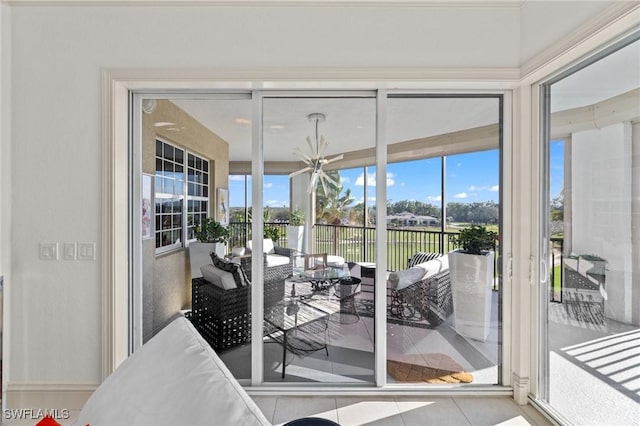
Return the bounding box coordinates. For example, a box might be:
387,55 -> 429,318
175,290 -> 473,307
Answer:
387,211 -> 440,227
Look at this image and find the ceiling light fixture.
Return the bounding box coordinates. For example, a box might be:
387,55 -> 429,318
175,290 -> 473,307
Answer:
289,113 -> 344,194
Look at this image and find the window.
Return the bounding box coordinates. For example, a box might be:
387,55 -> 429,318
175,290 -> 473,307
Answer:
155,139 -> 209,254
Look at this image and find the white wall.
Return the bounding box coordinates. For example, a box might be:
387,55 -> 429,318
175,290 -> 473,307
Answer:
5,3 -> 522,391
572,122 -> 634,323
0,0 -> 632,408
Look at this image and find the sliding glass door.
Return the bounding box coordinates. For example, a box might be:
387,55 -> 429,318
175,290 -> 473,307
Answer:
538,36 -> 640,424
385,95 -> 502,385
134,89 -> 507,388
260,95 -> 377,383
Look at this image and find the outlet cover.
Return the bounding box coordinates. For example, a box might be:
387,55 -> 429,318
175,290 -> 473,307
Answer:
39,243 -> 58,260
78,243 -> 96,260
63,242 -> 77,260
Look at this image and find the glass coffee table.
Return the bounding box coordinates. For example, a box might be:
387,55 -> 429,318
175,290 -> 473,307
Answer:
264,298 -> 330,378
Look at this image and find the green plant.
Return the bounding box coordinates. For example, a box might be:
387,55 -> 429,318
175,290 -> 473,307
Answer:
264,226 -> 280,242
289,209 -> 305,226
194,217 -> 229,244
453,225 -> 498,255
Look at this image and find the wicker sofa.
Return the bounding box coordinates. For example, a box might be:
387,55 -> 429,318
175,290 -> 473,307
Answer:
238,242 -> 294,284
387,252 -> 453,326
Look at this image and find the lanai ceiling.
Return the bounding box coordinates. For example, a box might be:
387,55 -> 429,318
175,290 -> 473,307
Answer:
168,35 -> 639,165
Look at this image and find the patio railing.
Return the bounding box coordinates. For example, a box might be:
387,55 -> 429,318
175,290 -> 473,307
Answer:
228,222 -> 461,272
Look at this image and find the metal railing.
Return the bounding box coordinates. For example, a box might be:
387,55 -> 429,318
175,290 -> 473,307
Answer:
229,222 -> 461,271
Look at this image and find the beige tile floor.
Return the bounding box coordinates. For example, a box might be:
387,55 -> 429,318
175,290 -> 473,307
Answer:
250,395 -> 554,426
3,397 -> 552,426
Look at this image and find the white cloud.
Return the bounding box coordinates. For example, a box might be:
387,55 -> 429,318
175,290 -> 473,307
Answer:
454,192 -> 468,199
266,199 -> 287,207
468,184 -> 500,192
355,172 -> 395,187
427,195 -> 442,202
229,175 -> 246,181
263,183 -> 273,189
340,176 -> 350,184
457,162 -> 462,168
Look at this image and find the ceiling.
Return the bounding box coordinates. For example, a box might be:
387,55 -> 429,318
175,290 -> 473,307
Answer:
168,38 -> 638,163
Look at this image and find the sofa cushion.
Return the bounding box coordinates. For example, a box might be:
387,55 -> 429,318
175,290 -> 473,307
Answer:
201,264 -> 238,290
76,317 -> 270,426
388,267 -> 426,291
266,254 -> 290,268
413,255 -> 449,277
210,253 -> 249,287
388,255 -> 449,291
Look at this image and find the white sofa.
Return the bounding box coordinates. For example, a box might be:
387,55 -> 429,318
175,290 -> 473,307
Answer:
75,317 -> 270,426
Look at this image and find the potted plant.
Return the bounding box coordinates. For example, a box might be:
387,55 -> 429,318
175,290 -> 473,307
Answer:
448,225 -> 498,341
286,208 -> 305,252
188,218 -> 230,279
264,226 -> 281,244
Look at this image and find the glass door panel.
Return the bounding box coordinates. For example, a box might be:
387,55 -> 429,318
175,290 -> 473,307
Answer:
539,38 -> 640,424
140,96 -> 253,380
261,96 -> 376,383
386,96 -> 502,385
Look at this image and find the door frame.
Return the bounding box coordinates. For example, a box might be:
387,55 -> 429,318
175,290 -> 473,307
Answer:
103,70 -> 514,392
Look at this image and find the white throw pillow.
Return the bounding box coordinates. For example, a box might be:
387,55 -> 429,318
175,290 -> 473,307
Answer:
413,255 -> 449,277
263,238 -> 275,254
247,239 -> 275,254
388,267 -> 426,291
200,264 -> 237,290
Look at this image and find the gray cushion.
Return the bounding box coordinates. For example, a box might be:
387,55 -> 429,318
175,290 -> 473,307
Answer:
210,253 -> 250,287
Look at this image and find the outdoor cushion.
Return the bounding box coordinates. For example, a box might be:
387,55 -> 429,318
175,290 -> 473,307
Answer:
210,253 -> 250,287
413,255 -> 449,277
387,255 -> 449,291
388,267 -> 426,291
266,254 -> 290,267
247,239 -> 275,254
201,264 -> 237,290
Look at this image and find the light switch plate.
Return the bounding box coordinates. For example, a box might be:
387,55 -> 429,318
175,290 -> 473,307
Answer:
63,242 -> 77,260
78,242 -> 96,260
39,243 -> 58,260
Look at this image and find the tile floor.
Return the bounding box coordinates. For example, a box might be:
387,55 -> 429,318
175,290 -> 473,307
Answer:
250,395 -> 554,426
219,290 -> 501,385
2,397 -> 552,426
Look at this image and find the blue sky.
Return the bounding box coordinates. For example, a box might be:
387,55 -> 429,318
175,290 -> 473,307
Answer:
549,140 -> 565,199
229,149 -> 507,208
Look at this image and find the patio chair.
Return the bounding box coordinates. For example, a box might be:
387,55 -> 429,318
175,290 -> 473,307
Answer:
388,252 -> 453,326
191,275 -> 285,351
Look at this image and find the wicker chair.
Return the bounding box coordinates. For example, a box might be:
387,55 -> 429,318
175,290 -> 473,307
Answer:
191,272 -> 286,351
239,246 -> 294,284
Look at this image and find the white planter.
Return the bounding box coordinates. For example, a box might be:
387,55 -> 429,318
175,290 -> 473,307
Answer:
188,242 -> 226,279
448,250 -> 495,341
286,225 -> 304,252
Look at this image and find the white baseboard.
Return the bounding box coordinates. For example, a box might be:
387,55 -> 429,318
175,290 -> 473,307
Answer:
4,383 -> 98,410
